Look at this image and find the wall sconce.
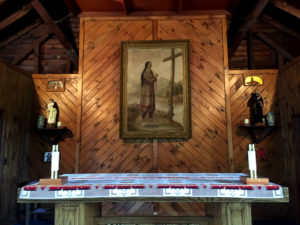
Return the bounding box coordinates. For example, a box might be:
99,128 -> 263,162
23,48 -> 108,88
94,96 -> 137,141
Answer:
244,75 -> 263,86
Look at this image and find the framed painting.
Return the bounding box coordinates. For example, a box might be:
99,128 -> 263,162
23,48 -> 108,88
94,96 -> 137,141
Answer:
120,40 -> 191,139
46,79 -> 65,92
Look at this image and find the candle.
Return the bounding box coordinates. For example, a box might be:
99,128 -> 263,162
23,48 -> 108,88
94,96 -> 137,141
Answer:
51,145 -> 60,179
248,144 -> 257,179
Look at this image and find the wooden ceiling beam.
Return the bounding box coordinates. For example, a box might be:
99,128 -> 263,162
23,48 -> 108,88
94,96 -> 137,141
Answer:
0,3 -> 32,31
228,0 -> 270,56
271,0 -> 300,19
13,28 -> 52,65
253,32 -> 294,60
0,19 -> 41,49
31,0 -> 78,67
261,14 -> 300,40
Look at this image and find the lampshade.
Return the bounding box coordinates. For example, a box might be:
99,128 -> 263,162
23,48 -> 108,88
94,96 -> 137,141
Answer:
244,75 -> 263,86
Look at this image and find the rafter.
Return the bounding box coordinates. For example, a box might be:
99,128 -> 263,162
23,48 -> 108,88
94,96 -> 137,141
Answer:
261,14 -> 300,40
254,32 -> 294,60
0,19 -> 41,49
0,3 -> 32,31
228,0 -> 269,56
31,0 -> 78,67
13,28 -> 52,65
271,0 -> 300,19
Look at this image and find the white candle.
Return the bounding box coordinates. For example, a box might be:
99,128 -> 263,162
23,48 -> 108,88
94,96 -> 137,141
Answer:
248,144 -> 257,178
248,150 -> 257,170
51,151 -> 60,171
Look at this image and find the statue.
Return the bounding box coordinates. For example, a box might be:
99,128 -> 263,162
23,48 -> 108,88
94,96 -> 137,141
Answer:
248,90 -> 264,125
46,99 -> 57,128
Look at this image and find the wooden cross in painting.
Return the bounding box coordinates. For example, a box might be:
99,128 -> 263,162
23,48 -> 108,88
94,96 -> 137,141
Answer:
163,48 -> 182,121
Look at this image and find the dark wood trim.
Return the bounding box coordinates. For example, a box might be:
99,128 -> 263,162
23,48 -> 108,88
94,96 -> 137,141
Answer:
0,3 -> 32,31
253,32 -> 294,60
228,0 -> 269,56
31,0 -> 78,67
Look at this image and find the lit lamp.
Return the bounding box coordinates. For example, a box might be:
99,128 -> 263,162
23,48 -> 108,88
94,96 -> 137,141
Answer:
244,75 -> 263,86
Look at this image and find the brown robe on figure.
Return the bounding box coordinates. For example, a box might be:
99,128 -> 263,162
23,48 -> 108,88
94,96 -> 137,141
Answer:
140,69 -> 157,119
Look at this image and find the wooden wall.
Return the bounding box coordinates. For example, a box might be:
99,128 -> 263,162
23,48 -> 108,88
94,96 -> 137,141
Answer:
0,59 -> 33,225
229,69 -> 284,182
29,74 -> 78,180
278,57 -> 300,222
78,16 -> 228,216
26,15 -> 290,219
229,69 -> 288,219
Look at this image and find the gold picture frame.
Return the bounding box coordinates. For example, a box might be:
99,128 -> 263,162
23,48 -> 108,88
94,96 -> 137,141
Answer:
46,79 -> 65,92
120,40 -> 191,139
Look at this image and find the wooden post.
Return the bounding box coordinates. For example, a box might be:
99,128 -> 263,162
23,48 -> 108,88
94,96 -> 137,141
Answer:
55,203 -> 101,225
247,31 -> 255,69
34,45 -> 40,73
223,18 -> 234,172
206,203 -> 252,225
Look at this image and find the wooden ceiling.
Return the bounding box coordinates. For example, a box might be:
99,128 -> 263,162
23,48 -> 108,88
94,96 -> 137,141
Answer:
0,0 -> 299,73
64,0 -> 240,15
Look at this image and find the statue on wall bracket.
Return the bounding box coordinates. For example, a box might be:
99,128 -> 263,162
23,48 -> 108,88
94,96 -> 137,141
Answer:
248,90 -> 264,125
46,99 -> 58,128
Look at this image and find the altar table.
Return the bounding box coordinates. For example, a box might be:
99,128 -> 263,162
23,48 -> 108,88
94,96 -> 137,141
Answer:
18,173 -> 289,225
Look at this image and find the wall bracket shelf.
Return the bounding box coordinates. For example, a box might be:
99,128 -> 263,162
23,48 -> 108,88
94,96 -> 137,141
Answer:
33,128 -> 73,145
239,125 -> 276,144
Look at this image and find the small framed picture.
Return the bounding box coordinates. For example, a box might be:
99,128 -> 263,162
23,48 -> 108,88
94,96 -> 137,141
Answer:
46,79 -> 65,92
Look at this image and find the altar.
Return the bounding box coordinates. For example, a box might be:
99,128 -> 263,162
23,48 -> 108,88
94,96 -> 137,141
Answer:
18,173 -> 289,225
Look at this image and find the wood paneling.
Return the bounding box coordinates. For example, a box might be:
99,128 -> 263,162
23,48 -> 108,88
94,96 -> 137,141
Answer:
229,69 -> 287,219
278,57 -> 300,222
0,17 -> 79,74
29,76 -> 78,179
229,70 -> 284,181
79,17 -> 227,216
0,59 -> 33,225
157,19 -> 228,172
